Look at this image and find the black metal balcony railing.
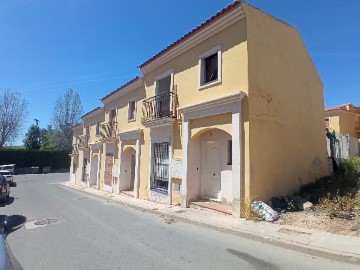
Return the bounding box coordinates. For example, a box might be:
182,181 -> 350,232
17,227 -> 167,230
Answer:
100,122 -> 118,140
142,91 -> 177,124
78,135 -> 89,148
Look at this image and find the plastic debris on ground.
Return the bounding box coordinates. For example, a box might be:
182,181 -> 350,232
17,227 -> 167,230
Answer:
269,196 -> 288,214
251,201 -> 279,222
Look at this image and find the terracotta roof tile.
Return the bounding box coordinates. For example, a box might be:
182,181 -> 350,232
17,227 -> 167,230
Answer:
325,103 -> 360,114
138,1 -> 242,69
100,76 -> 140,102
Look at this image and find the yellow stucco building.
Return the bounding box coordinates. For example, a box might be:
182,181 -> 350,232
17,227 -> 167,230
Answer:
325,103 -> 360,139
70,1 -> 328,217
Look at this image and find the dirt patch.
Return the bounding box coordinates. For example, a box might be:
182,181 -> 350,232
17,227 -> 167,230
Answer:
274,209 -> 360,237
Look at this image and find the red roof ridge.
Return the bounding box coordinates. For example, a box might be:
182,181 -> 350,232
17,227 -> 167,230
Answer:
138,1 -> 242,69
101,76 -> 140,102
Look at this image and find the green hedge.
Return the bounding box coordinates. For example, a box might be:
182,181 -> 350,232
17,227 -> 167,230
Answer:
0,149 -> 70,170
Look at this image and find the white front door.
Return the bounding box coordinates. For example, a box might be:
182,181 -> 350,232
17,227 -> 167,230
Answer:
206,142 -> 221,199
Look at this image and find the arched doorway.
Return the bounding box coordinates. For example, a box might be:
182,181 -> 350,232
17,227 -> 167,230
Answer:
120,147 -> 136,193
188,128 -> 232,203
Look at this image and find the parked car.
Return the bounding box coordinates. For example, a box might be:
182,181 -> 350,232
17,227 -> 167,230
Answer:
0,165 -> 17,175
0,215 -> 26,270
0,176 -> 10,204
0,171 -> 13,186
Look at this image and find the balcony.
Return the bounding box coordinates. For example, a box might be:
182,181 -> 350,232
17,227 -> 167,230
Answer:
69,144 -> 79,157
100,122 -> 118,141
78,135 -> 89,149
142,91 -> 177,127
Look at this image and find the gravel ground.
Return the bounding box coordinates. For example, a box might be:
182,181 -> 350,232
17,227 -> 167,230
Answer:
274,209 -> 360,237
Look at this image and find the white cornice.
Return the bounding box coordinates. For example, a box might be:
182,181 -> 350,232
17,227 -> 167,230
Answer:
178,92 -> 246,115
102,78 -> 144,105
140,6 -> 245,74
118,129 -> 143,141
142,118 -> 177,128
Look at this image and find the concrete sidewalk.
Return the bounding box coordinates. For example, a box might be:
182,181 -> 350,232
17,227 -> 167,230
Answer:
61,181 -> 360,265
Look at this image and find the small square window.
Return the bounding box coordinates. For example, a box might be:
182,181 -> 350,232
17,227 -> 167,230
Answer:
199,46 -> 221,88
128,99 -> 136,121
204,53 -> 218,84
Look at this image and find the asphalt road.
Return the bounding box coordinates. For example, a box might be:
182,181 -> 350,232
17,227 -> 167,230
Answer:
0,173 -> 357,270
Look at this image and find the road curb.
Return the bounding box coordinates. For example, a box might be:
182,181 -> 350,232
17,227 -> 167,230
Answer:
60,183 -> 360,265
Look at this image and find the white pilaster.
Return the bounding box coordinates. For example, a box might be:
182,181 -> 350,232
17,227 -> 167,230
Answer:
181,120 -> 190,207
117,140 -> 123,195
96,151 -> 101,190
231,106 -> 241,217
134,138 -> 141,199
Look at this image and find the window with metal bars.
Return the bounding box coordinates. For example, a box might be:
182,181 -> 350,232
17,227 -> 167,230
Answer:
151,142 -> 170,192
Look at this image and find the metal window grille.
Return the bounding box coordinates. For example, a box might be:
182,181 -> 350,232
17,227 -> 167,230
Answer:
151,142 -> 170,191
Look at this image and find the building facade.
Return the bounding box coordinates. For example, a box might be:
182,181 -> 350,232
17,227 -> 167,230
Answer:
70,1 -> 328,217
325,103 -> 360,139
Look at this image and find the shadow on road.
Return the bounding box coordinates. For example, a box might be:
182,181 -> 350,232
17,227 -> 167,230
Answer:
226,248 -> 280,270
0,196 -> 16,207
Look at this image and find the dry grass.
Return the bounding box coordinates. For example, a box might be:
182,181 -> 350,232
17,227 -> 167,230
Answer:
297,157 -> 360,217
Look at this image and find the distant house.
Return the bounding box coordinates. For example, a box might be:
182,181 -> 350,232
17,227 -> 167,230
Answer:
325,104 -> 360,139
70,1 -> 328,217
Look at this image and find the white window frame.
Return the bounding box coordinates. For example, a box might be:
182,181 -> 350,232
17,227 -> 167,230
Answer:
127,98 -> 137,122
198,45 -> 222,89
154,69 -> 174,95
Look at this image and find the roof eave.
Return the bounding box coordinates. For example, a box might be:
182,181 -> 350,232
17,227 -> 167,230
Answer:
101,77 -> 144,105
139,3 -> 245,74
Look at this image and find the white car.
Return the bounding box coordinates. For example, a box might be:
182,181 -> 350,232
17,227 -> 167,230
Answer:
0,171 -> 13,185
0,165 -> 16,175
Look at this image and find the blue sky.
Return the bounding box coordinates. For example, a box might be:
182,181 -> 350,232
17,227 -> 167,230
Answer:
0,0 -> 359,145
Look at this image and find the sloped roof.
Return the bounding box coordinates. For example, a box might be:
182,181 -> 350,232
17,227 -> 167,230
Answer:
100,76 -> 140,102
71,123 -> 83,129
325,103 -> 360,114
81,106 -> 103,119
138,1 -> 242,69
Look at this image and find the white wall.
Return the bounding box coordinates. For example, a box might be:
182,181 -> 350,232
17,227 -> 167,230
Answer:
187,139 -> 201,201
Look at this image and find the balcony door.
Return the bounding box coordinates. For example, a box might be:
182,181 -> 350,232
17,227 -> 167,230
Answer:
109,109 -> 116,138
156,75 -> 171,118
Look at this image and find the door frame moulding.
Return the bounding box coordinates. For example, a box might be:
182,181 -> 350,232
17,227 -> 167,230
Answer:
179,91 -> 246,217
118,129 -> 143,198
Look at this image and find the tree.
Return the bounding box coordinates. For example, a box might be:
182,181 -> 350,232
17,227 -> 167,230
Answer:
0,89 -> 28,148
51,89 -> 83,152
40,125 -> 57,151
23,124 -> 41,150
